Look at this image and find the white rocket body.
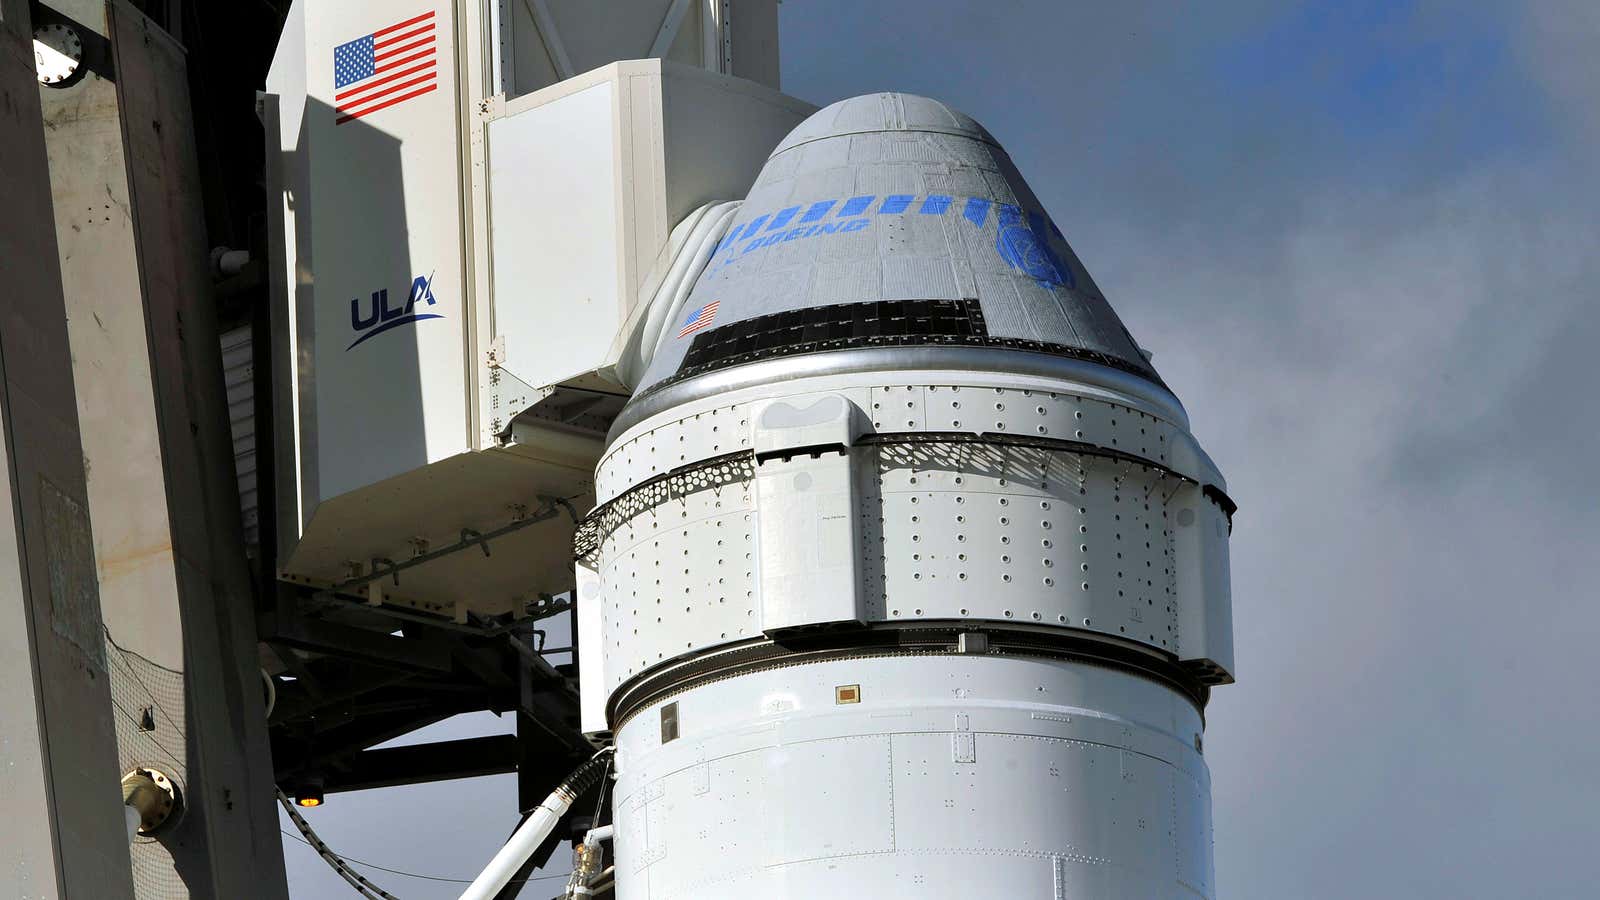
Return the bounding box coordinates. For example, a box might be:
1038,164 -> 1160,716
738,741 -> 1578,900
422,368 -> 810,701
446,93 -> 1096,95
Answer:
577,94 -> 1236,898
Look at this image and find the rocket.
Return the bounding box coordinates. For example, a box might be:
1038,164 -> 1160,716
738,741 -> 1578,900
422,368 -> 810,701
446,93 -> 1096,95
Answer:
576,92 -> 1235,898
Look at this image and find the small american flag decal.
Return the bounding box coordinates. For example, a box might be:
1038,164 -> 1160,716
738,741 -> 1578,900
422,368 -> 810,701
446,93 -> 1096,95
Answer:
333,11 -> 438,125
677,301 -> 720,339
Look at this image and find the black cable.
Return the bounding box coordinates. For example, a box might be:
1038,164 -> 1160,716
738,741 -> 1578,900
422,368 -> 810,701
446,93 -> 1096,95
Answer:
102,625 -> 186,675
278,789 -> 399,900
107,697 -> 188,772
279,830 -> 575,886
589,753 -> 612,828
103,627 -> 186,736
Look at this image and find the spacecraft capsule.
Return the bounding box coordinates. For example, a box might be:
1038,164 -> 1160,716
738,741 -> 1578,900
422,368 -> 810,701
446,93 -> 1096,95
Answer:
578,92 -> 1235,899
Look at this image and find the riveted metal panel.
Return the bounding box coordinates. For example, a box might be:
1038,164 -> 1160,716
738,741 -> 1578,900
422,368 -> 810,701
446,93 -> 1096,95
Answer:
870,441 -> 1182,648
584,363 -> 1231,710
598,365 -> 1204,506
600,500 -> 758,691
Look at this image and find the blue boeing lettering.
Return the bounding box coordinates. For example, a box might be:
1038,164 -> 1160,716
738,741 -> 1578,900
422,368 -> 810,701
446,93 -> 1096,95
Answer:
707,193 -> 1075,288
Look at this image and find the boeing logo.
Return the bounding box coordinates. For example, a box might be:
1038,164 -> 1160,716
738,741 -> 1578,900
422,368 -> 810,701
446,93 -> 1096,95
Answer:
347,273 -> 442,350
710,194 -> 1074,289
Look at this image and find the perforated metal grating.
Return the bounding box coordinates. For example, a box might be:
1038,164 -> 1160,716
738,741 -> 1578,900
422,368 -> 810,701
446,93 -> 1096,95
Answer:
651,298 -> 1164,396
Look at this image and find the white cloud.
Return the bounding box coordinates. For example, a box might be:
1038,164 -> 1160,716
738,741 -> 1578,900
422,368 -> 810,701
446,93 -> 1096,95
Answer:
1097,153 -> 1600,896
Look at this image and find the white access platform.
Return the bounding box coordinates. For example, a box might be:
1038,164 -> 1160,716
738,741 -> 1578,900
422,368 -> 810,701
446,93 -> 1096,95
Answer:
264,1 -> 808,615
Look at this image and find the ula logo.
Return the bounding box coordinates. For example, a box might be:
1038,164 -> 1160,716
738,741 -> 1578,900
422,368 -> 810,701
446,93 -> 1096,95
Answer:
347,274 -> 443,350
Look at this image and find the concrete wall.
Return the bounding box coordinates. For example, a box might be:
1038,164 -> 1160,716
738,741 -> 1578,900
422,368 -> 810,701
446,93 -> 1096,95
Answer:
0,0 -> 138,895
38,1 -> 287,895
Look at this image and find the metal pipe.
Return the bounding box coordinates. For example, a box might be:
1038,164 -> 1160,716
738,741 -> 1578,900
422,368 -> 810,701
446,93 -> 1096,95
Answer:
458,749 -> 612,900
209,246 -> 251,277
582,823 -> 614,849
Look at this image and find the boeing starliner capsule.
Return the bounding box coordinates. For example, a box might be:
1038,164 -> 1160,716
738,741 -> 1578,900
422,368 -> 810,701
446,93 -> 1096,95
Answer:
575,93 -> 1236,898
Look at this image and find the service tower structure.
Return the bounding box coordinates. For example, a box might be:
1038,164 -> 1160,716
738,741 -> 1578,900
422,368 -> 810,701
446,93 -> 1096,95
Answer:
576,93 -> 1237,898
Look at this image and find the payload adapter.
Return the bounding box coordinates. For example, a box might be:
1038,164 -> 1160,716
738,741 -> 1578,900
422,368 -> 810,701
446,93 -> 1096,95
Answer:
575,93 -> 1236,898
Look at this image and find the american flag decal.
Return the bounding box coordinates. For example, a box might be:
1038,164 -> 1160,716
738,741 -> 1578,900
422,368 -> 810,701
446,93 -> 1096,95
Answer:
677,301 -> 720,339
333,11 -> 438,125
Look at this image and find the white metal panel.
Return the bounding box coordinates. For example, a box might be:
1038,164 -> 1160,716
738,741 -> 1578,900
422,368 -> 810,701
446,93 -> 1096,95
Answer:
489,79 -> 621,389
1172,482 -> 1236,680
610,654 -> 1213,899
267,0 -> 472,528
300,1 -> 470,502
771,735 -> 894,865
752,395 -> 863,631
577,556 -> 608,734
280,440 -> 598,616
485,60 -> 811,398
652,745 -> 773,888
616,790 -> 647,878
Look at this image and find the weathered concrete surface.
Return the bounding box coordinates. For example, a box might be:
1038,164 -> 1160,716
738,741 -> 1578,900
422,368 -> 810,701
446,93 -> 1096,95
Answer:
0,0 -> 137,895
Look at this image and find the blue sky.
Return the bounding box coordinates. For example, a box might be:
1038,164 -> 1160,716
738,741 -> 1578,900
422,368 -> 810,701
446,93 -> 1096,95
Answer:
286,3 -> 1600,897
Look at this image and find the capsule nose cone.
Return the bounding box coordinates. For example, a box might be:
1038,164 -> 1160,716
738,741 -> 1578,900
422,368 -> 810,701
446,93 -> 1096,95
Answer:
633,92 -> 1163,397
770,92 -> 1000,155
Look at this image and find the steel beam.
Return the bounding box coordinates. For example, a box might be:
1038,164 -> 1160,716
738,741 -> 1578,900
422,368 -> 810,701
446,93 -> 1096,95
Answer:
320,736 -> 521,793
267,616 -> 455,674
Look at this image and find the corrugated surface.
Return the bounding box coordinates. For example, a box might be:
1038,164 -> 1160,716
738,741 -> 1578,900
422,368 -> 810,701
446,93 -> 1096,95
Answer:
220,325 -> 258,549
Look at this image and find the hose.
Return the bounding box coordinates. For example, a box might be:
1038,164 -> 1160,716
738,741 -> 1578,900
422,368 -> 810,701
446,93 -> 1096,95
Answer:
457,748 -> 613,900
